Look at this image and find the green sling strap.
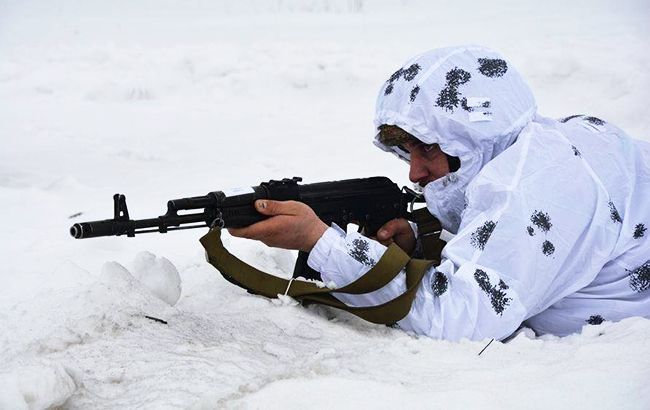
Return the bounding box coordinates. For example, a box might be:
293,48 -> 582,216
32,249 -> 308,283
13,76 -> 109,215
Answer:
412,207 -> 446,261
200,228 -> 437,325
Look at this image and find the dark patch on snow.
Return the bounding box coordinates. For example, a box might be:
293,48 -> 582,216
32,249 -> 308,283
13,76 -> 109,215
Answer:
585,116 -> 605,126
608,202 -> 622,223
477,58 -> 508,78
474,269 -> 511,315
530,210 -> 552,233
633,223 -> 646,239
542,240 -> 555,256
410,85 -> 420,102
435,67 -> 471,113
432,271 -> 448,296
470,220 -> 497,251
628,260 -> 650,293
560,114 -> 583,123
348,238 -> 376,267
571,145 -> 582,157
526,226 -> 535,236
586,315 -> 604,325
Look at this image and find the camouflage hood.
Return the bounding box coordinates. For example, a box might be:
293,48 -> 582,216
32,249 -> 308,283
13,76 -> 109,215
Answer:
374,46 -> 536,232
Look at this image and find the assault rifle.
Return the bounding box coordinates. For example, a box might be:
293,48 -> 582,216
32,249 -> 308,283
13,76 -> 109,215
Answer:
70,177 -> 424,279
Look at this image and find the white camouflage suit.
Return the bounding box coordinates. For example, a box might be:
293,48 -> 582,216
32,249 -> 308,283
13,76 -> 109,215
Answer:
307,46 -> 650,340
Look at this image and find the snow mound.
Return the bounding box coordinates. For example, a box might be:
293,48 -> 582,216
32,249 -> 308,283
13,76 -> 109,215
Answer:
0,359 -> 78,410
2,260 -> 176,363
131,251 -> 182,306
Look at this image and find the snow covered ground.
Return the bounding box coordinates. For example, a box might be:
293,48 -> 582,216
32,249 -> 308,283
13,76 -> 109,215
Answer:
1,0 -> 649,408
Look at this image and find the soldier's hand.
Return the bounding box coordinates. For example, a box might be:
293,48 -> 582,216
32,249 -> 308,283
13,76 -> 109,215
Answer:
228,200 -> 328,252
375,218 -> 416,255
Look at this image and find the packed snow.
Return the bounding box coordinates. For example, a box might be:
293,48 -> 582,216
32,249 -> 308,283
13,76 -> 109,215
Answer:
132,251 -> 182,306
1,0 -> 649,408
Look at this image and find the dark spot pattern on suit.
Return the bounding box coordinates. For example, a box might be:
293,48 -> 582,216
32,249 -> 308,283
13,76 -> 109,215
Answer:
384,64 -> 421,95
585,116 -> 605,126
526,226 -> 535,236
384,69 -> 402,95
435,67 -> 471,112
560,114 -> 583,123
474,269 -> 511,315
389,68 -> 404,83
461,97 -> 473,112
410,85 -> 420,102
628,260 -> 650,293
477,58 -> 508,78
531,210 -> 552,233
402,64 -> 421,81
461,98 -> 491,112
348,238 -> 376,267
432,272 -> 448,296
470,220 -> 497,251
633,223 -> 646,239
542,240 -> 555,256
586,315 -> 604,325
571,145 -> 581,157
608,202 -> 622,223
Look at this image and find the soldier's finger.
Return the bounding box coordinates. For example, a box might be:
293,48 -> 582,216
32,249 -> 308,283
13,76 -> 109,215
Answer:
227,218 -> 276,239
227,226 -> 257,239
227,227 -> 247,238
377,219 -> 400,240
254,200 -> 303,216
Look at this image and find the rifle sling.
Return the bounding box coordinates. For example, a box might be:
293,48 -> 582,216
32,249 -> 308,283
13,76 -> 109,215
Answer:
200,229 -> 436,325
412,207 -> 446,261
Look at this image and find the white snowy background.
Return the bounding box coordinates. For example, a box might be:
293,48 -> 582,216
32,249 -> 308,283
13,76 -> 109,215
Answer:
1,0 -> 649,408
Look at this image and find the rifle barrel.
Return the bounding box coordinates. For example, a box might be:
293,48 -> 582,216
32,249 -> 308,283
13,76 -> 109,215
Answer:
70,211 -> 210,239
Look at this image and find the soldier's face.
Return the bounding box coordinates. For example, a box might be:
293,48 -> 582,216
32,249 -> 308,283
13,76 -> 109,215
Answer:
403,140 -> 450,187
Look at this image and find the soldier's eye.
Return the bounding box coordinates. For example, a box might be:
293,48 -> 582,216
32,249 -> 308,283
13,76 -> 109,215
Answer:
422,144 -> 436,153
